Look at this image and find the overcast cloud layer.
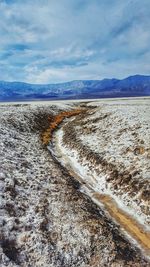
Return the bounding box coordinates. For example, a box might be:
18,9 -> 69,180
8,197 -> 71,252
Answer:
0,0 -> 150,83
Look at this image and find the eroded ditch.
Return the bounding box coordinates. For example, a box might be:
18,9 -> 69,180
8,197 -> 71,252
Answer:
42,106 -> 150,261
1,103 -> 149,266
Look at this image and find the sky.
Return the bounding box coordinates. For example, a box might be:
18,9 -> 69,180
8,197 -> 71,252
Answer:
0,0 -> 150,84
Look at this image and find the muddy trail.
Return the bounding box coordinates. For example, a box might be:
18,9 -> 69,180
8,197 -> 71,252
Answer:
42,105 -> 150,263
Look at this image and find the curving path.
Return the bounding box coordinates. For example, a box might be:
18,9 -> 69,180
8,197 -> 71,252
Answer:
43,107 -> 150,261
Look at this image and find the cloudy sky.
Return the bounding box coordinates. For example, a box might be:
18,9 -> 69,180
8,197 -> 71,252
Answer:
0,0 -> 150,84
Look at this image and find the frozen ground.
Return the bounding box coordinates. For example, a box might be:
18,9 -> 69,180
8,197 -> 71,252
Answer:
53,98 -> 150,256
0,101 -> 149,266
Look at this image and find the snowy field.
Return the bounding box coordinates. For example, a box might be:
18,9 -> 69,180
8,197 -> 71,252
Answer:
0,100 -> 149,266
53,98 -> 150,257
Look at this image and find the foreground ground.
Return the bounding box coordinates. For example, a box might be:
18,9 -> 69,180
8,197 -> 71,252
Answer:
53,98 -> 150,256
0,99 -> 149,266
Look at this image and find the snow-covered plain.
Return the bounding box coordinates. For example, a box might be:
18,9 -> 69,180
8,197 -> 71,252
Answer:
0,101 -> 149,266
53,98 -> 150,257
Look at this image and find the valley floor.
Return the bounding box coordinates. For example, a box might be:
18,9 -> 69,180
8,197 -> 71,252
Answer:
0,99 -> 149,266
52,99 -> 150,257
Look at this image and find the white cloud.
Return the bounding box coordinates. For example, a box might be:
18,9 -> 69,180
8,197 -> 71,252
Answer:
0,0 -> 150,83
26,67 -> 68,84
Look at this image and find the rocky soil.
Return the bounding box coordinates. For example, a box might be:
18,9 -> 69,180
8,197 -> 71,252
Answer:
0,101 -> 149,266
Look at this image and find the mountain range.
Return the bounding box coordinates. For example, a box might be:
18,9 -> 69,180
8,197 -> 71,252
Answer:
0,74 -> 150,101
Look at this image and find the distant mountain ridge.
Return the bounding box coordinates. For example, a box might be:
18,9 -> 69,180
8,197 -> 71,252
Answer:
0,74 -> 150,101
